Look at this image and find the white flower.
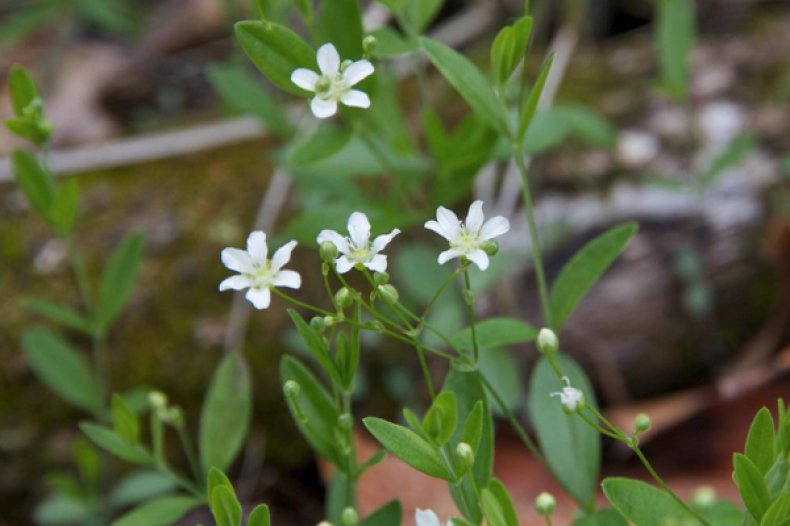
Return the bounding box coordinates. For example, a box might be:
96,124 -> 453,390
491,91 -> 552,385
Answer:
424,200 -> 510,271
291,43 -> 374,119
219,231 -> 301,310
317,212 -> 399,274
415,509 -> 451,526
550,376 -> 584,412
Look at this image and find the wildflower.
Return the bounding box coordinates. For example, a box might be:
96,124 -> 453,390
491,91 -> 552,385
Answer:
550,376 -> 584,413
424,200 -> 510,271
219,231 -> 301,310
415,509 -> 450,526
291,43 -> 374,118
317,212 -> 400,274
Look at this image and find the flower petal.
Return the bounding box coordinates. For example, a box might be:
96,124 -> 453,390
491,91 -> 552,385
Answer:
466,249 -> 490,271
465,200 -> 485,233
221,247 -> 254,274
218,275 -> 250,291
291,68 -> 319,91
246,231 -> 268,263
437,248 -> 462,265
479,216 -> 510,241
310,96 -> 338,118
436,206 -> 461,240
341,89 -> 371,108
415,509 -> 441,526
316,43 -> 340,75
424,220 -> 452,241
317,229 -> 350,253
271,240 -> 297,271
372,228 -> 400,253
245,287 -> 271,310
342,60 -> 374,85
335,255 -> 354,274
273,269 -> 301,289
347,211 -> 371,248
365,254 -> 387,273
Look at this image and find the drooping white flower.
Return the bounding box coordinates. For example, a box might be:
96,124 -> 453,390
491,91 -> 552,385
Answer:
219,231 -> 301,310
424,200 -> 510,271
317,212 -> 399,274
415,509 -> 451,526
291,43 -> 374,119
550,376 -> 584,413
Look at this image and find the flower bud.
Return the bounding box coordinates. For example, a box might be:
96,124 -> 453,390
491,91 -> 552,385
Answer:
337,413 -> 353,431
634,413 -> 652,434
481,240 -> 499,256
283,380 -> 301,399
310,316 -> 326,333
377,284 -> 399,304
340,59 -> 353,72
692,486 -> 716,508
463,289 -> 474,306
535,492 -> 556,516
334,287 -> 354,309
317,521 -> 333,526
537,328 -> 559,355
362,35 -> 377,58
320,241 -> 338,263
455,442 -> 475,473
341,507 -> 359,526
323,315 -> 338,328
163,406 -> 184,427
373,271 -> 389,285
148,391 -> 168,410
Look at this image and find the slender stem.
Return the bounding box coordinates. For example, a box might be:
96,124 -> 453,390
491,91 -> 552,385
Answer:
272,289 -> 333,316
176,423 -> 202,487
342,392 -> 357,509
631,446 -> 710,526
544,516 -> 554,526
577,411 -> 620,440
421,267 -> 465,320
512,150 -> 552,327
159,465 -> 204,498
462,269 -> 480,365
414,340 -> 435,400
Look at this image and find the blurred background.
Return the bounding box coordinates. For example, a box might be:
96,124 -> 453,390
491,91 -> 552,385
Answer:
1,0 -> 789,524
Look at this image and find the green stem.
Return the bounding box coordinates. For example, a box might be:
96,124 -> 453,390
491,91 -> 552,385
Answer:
512,150 -> 552,327
272,289 -> 333,316
414,340 -> 435,400
176,423 -> 202,487
421,267 -> 465,320
462,269 -> 480,365
342,392 -> 357,509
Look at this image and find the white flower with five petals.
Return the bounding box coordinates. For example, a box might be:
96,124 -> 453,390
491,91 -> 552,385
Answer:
219,231 -> 301,310
415,509 -> 451,526
424,200 -> 510,271
317,212 -> 399,274
291,43 -> 374,119
550,376 -> 584,412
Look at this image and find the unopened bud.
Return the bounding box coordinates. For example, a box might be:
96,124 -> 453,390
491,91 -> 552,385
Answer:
337,413 -> 353,431
341,507 -> 359,526
148,391 -> 168,410
362,35 -> 377,58
481,240 -> 499,256
310,316 -> 326,333
323,315 -> 338,328
320,241 -> 338,263
283,380 -> 301,399
377,284 -> 399,304
340,59 -> 353,72
163,406 -> 184,427
455,442 -> 475,473
692,486 -> 716,508
373,271 -> 389,285
535,492 -> 556,516
317,521 -> 333,526
334,287 -> 354,309
537,328 -> 559,355
634,413 -> 651,434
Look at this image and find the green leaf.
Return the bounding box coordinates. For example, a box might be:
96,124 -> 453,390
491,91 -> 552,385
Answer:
109,470 -> 177,507
359,500 -> 401,526
280,355 -> 344,467
517,53 -> 554,141
19,297 -> 93,334
50,178 -> 79,238
480,488 -> 507,526
207,63 -> 291,138
479,348 -> 523,415
199,354 -> 252,473
111,393 -> 139,445
8,65 -> 39,115
363,417 -> 453,480
5,116 -> 50,144
111,495 -> 204,526
460,401 -> 484,454
11,148 -> 55,222
368,27 -> 416,57
210,486 -> 242,526
698,134 -> 756,188
288,125 -> 353,167
207,467 -> 234,495
733,453 -> 771,522
420,37 -> 509,136
404,0 -> 444,32
484,479 -> 518,526
451,317 -> 537,351
763,494 -> 790,526
422,391 -> 458,447
745,407 -> 775,476
550,104 -> 617,148
79,422 -> 152,464
21,328 -> 100,412
602,478 -> 699,526
528,355 -> 599,508
34,494 -> 90,525
235,20 -> 317,95
490,16 -> 532,87
287,309 -> 343,384
697,501 -> 743,526
247,504 -> 271,526
318,0 -> 364,58
549,222 -> 638,329
96,232 -> 145,332
655,0 -> 695,102
571,508 -> 627,526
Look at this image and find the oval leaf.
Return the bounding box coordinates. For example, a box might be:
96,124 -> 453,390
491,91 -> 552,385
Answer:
317,0 -> 363,59
451,317 -> 537,351
111,495 -> 203,526
79,422 -> 152,464
363,417 -> 452,481
733,453 -> 771,522
199,354 -> 252,473
602,478 -> 699,526
97,232 -> 145,332
744,407 -> 775,476
549,222 -> 638,329
12,148 -> 55,222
